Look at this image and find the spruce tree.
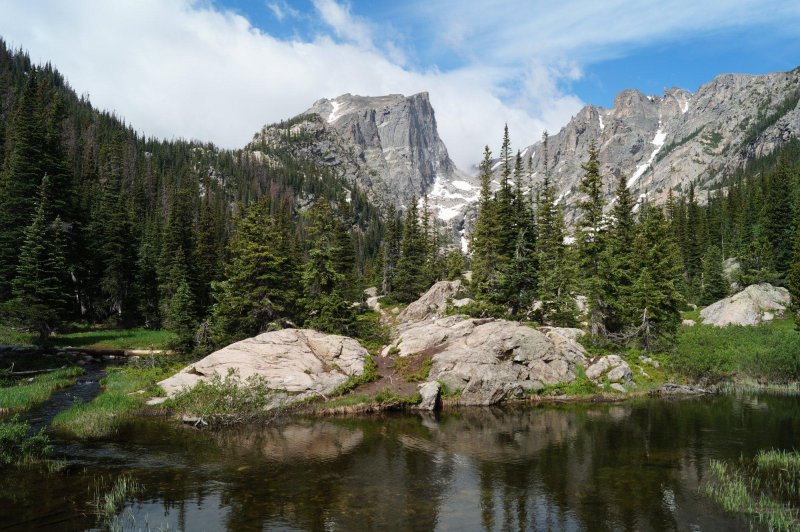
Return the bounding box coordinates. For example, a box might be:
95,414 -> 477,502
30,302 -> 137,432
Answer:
603,174 -> 638,333
210,197 -> 300,345
764,156 -> 794,275
788,228 -> 800,329
535,132 -> 577,325
471,146 -> 502,298
381,204 -> 401,295
575,141 -> 609,335
393,196 -> 427,303
632,203 -> 684,349
7,175 -> 71,343
701,245 -> 728,305
0,70 -> 46,298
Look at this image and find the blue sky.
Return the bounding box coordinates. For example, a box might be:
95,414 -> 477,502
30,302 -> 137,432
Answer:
1,0 -> 798,169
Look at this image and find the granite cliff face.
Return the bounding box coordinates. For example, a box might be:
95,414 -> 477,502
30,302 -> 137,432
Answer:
248,92 -> 478,222
513,68 -> 800,222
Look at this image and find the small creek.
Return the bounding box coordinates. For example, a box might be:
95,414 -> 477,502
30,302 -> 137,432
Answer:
2,387 -> 799,530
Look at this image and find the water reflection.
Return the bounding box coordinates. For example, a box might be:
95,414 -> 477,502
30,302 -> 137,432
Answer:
3,394 -> 799,530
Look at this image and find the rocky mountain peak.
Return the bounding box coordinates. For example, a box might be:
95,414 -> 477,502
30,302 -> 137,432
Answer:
510,67 -> 800,223
248,91 -> 478,225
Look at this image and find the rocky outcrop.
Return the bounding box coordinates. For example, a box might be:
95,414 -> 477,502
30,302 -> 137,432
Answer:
384,315 -> 588,405
509,69 -> 800,223
699,283 -> 790,326
585,355 -> 633,384
157,329 -> 367,401
397,280 -> 464,323
414,381 -> 441,411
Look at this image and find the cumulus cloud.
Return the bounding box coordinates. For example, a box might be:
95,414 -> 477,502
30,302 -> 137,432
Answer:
0,0 -> 796,170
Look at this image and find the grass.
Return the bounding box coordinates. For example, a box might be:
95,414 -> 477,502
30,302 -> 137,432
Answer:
0,324 -> 176,350
672,318 -> 800,382
52,360 -> 180,438
91,474 -> 142,530
166,371 -> 281,426
704,451 -> 800,531
0,367 -> 84,414
319,387 -> 421,410
0,417 -> 52,466
331,354 -> 378,396
539,364 -> 599,396
393,355 -> 432,382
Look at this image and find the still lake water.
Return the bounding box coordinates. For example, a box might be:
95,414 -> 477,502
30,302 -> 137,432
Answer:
2,393 -> 799,531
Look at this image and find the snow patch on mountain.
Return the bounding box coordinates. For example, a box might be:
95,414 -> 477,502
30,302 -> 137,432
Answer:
627,122 -> 667,188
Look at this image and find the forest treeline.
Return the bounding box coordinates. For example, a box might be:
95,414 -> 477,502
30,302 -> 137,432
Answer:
2,40 -> 800,353
0,42 -> 384,347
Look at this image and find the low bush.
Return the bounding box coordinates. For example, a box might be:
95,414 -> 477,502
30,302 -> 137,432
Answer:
0,418 -> 52,466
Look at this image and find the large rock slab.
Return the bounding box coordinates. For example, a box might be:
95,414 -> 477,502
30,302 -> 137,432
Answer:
398,280 -> 463,323
700,283 -> 790,327
585,355 -> 633,383
386,316 -> 588,405
158,329 -> 367,399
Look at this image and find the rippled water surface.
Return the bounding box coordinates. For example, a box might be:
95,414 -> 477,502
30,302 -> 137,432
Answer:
3,393 -> 800,530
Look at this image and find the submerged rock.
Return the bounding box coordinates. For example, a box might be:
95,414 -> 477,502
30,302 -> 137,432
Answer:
699,283 -> 790,327
158,329 -> 367,401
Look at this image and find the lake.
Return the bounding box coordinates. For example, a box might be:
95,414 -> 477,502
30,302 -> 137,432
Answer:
3,392 -> 799,530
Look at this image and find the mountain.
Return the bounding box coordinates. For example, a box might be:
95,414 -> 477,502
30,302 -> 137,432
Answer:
248,92 -> 479,223
508,68 -> 800,222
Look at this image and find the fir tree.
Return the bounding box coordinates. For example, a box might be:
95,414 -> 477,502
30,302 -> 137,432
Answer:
394,196 -> 427,302
470,146 -> 501,297
536,132 -> 576,325
632,203 -> 684,349
701,245 -> 728,305
603,174 -> 638,333
210,197 -> 300,345
6,175 -> 71,343
0,70 -> 46,298
381,204 -> 401,295
575,141 -> 609,334
764,156 -> 794,275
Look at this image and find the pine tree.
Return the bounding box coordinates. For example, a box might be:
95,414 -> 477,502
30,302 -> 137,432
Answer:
535,132 -> 577,325
701,245 -> 728,305
764,156 -> 794,275
471,146 -> 502,297
381,204 -> 401,295
0,70 -> 47,298
603,174 -> 638,333
632,203 -> 684,349
788,228 -> 800,329
575,141 -> 609,335
302,198 -> 355,334
210,197 -> 300,345
6,175 -> 71,343
394,196 -> 427,302
445,248 -> 466,280
502,150 -> 537,317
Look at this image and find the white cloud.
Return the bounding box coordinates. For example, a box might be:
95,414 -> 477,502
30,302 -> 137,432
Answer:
267,1 -> 300,22
0,0 -> 796,171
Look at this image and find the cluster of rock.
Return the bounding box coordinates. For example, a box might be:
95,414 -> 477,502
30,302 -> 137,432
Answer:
156,280 -> 643,412
155,329 -> 368,406
382,281 -> 633,406
699,283 -> 790,327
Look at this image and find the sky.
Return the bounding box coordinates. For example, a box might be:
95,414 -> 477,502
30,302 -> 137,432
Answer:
0,0 -> 799,170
